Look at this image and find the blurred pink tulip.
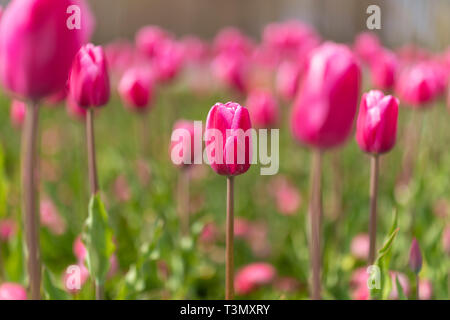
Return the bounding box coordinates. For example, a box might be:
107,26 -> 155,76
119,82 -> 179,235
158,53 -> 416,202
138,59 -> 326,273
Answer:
370,49 -> 398,90
350,233 -> 370,260
200,222 -> 219,243
212,51 -> 249,93
170,120 -> 196,168
354,32 -> 381,64
136,25 -> 172,59
234,218 -> 251,238
213,27 -> 254,56
10,100 -> 26,129
270,177 -> 301,216
291,42 -> 361,149
119,68 -> 153,112
62,263 -> 89,294
389,272 -> 410,299
73,236 -> 87,262
69,43 -> 110,108
0,283 -> 27,300
356,90 -> 399,154
40,198 -> 66,235
275,60 -> 302,101
409,238 -> 423,274
180,36 -> 210,64
246,90 -> 279,128
234,263 -> 276,295
153,39 -> 184,83
0,0 -> 93,100
419,279 -> 432,300
352,284 -> 370,300
205,102 -> 252,176
0,219 -> 16,242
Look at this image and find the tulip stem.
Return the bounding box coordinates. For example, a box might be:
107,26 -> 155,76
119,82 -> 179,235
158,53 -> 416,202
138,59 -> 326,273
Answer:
415,274 -> 420,300
226,176 -> 235,300
309,149 -> 322,300
369,154 -> 379,265
86,108 -> 102,300
22,101 -> 41,300
178,168 -> 190,236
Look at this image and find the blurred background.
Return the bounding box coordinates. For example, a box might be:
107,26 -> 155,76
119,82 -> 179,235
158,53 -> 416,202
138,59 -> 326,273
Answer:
84,0 -> 449,49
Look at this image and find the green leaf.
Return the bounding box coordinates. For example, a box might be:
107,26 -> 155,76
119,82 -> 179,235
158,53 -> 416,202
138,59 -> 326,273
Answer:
82,194 -> 115,285
395,276 -> 407,300
43,268 -> 71,300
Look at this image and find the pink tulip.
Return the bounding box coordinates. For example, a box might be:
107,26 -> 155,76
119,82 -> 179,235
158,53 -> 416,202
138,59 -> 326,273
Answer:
396,62 -> 443,107
409,238 -> 423,274
40,198 -> 66,235
350,233 -> 370,261
246,90 -> 279,128
370,49 -> 398,90
0,283 -> 27,300
0,0 -> 93,100
389,271 -> 410,299
73,236 -> 87,262
291,42 -> 361,149
234,218 -> 251,238
62,263 -> 89,294
270,177 -> 301,216
118,68 -> 153,112
352,284 -> 370,300
153,39 -> 184,83
200,222 -> 219,243
0,219 -> 16,241
443,226 -> 450,256
213,27 -> 254,56
234,263 -> 276,295
275,60 -> 302,101
205,102 -> 252,176
212,51 -> 249,93
354,32 -> 381,65
356,90 -> 399,154
170,120 -> 196,168
180,35 -> 210,64
66,95 -> 87,120
69,43 -> 110,108
136,25 -> 172,59
10,99 -> 26,129
419,279 -> 432,300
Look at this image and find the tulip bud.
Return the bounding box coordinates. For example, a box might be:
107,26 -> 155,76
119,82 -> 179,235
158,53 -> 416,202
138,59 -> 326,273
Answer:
153,39 -> 184,83
409,238 -> 423,274
169,120 -> 196,168
118,68 -> 153,112
135,25 -> 172,59
0,283 -> 27,300
205,102 -> 252,176
356,90 -> 399,154
291,42 -> 361,149
246,90 -> 279,128
213,27 -> 254,56
354,32 -> 381,65
10,100 -> 26,129
69,44 -> 110,108
212,52 -> 248,93
234,263 -> 276,295
369,49 -> 398,90
0,0 -> 94,100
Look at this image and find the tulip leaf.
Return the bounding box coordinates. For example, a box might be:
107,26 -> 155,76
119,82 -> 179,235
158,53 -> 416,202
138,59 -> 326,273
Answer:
82,194 -> 115,285
43,268 -> 71,300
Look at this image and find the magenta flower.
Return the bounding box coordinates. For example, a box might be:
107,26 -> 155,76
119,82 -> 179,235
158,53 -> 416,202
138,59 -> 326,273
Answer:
0,0 -> 93,100
205,102 -> 252,176
212,51 -> 249,93
169,120 -> 197,168
0,219 -> 16,242
409,238 -> 423,274
350,233 -> 370,261
213,27 -> 254,56
66,95 -> 87,121
10,100 -> 26,129
275,61 -> 302,101
246,89 -> 279,128
291,42 -> 361,149
69,43 -> 110,108
153,39 -> 184,83
234,263 -> 276,295
73,235 -> 87,262
119,68 -> 153,112
356,90 -> 399,154
369,49 -> 398,90
353,32 -> 381,65
0,283 -> 27,300
62,263 -> 89,295
136,25 -> 172,59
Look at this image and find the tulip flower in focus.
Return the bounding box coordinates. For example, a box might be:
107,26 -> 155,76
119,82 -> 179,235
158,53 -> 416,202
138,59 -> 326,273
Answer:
246,90 -> 279,128
234,263 -> 276,295
0,283 -> 27,300
119,68 -> 154,112
10,100 -> 26,129
291,42 -> 360,300
356,90 -> 399,154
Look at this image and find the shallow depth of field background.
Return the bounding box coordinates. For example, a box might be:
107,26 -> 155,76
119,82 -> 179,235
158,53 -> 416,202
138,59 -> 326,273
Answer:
0,0 -> 449,299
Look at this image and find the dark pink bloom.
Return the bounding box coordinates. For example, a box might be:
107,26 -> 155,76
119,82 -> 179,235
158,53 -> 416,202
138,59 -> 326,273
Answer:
353,32 -> 381,64
234,263 -> 276,295
118,68 -> 153,112
0,0 -> 94,100
275,60 -> 302,101
169,120 -> 197,168
409,238 -> 423,274
291,42 -> 361,149
136,25 -> 172,59
153,39 -> 184,83
350,233 -> 370,261
45,89 -> 68,106
0,283 -> 27,300
213,27 -> 254,56
212,51 -> 249,93
40,198 -> 66,235
10,99 -> 26,129
105,40 -> 137,80
69,43 -> 110,108
73,236 -> 87,262
246,90 -> 279,128
200,222 -> 218,243
356,90 -> 399,154
205,102 -> 252,176
180,35 -> 210,64
0,219 -> 16,241
370,49 -> 398,90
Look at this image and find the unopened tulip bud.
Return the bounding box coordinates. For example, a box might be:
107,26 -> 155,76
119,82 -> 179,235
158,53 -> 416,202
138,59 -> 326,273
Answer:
119,68 -> 153,112
356,90 -> 399,154
409,238 -> 423,274
69,44 -> 110,108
